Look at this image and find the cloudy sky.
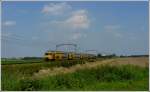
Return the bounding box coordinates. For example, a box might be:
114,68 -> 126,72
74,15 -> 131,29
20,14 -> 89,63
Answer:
1,1 -> 149,57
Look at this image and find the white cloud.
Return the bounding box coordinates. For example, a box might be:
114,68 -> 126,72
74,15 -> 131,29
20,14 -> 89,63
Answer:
65,10 -> 90,30
42,2 -> 71,15
49,9 -> 90,30
3,21 -> 16,27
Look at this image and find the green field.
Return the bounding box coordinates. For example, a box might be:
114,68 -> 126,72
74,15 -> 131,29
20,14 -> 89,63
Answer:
1,59 -> 42,65
1,58 -> 149,91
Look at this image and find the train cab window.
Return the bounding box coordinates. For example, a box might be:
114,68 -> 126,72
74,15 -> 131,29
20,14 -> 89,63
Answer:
45,53 -> 48,55
45,53 -> 52,55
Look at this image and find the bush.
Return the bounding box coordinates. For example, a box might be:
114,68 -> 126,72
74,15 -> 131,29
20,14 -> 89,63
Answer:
2,61 -> 149,91
91,65 -> 147,82
59,60 -> 85,68
18,78 -> 40,91
54,74 -> 85,89
37,65 -> 149,90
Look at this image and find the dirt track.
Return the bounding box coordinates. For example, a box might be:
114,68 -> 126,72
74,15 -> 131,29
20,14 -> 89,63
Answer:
33,57 -> 149,78
109,57 -> 149,68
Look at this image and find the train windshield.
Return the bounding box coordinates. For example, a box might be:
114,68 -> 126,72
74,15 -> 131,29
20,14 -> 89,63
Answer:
45,53 -> 52,55
45,53 -> 48,55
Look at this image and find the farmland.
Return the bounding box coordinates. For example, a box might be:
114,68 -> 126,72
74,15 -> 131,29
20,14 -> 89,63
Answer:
1,57 -> 149,91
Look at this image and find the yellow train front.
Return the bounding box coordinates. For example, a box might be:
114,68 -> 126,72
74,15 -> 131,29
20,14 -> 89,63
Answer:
44,51 -> 76,61
44,50 -> 96,61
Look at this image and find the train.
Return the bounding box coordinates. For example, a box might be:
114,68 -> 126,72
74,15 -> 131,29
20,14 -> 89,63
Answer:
44,50 -> 97,61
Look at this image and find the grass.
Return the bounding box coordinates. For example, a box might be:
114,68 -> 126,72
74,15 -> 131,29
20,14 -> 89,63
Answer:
1,59 -> 42,65
34,65 -> 148,91
83,79 -> 149,91
2,62 -> 149,91
1,59 -> 86,90
1,57 -> 105,65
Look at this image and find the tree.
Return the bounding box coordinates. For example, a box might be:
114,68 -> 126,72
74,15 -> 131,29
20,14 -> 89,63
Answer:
97,53 -> 102,57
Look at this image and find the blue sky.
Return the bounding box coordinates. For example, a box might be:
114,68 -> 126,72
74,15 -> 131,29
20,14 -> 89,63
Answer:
1,1 -> 149,57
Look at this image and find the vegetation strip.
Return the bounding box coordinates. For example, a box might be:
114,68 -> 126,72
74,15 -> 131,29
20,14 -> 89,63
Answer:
2,57 -> 149,91
5,65 -> 149,91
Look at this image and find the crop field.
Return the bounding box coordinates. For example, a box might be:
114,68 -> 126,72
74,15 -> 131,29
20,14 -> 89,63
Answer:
1,59 -> 42,65
1,57 -> 149,91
